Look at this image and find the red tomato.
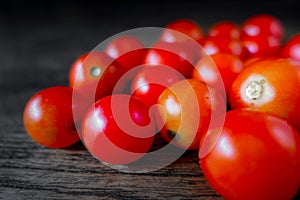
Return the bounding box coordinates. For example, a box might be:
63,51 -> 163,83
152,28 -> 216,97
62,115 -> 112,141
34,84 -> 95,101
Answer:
280,33 -> 300,61
105,36 -> 146,72
143,41 -> 195,77
241,34 -> 281,59
156,79 -> 226,150
208,21 -> 240,39
240,14 -> 284,41
192,53 -> 244,100
202,36 -> 246,59
68,52 -> 126,102
131,65 -> 183,108
23,86 -> 82,148
81,94 -> 155,165
160,19 -> 204,43
200,109 -> 300,200
229,58 -> 300,130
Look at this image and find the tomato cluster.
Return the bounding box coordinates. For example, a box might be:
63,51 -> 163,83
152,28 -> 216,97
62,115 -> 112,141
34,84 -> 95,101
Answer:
23,14 -> 300,199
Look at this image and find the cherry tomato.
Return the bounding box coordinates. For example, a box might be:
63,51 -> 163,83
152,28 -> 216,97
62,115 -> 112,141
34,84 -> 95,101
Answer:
81,94 -> 155,165
240,14 -> 284,41
200,109 -> 300,200
241,34 -> 281,59
202,36 -> 246,59
160,19 -> 204,43
143,41 -> 195,77
208,21 -> 240,39
156,79 -> 226,150
105,36 -> 146,72
68,52 -> 126,102
131,65 -> 183,109
192,53 -> 244,100
23,86 -> 82,148
229,58 -> 300,130
280,33 -> 300,61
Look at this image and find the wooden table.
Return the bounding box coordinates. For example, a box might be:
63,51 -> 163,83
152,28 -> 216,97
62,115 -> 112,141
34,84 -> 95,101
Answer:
1,1 -> 299,199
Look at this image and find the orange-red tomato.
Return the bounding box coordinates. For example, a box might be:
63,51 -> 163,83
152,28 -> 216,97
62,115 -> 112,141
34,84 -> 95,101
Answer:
241,34 -> 281,59
202,36 -> 246,59
160,19 -> 204,43
208,21 -> 240,39
105,36 -> 146,72
280,33 -> 300,61
240,14 -> 284,41
23,86 -> 82,148
143,41 -> 195,77
229,58 -> 300,130
156,79 -> 226,150
81,94 -> 155,165
192,53 -> 244,100
131,65 -> 183,109
68,52 -> 126,102
200,109 -> 300,200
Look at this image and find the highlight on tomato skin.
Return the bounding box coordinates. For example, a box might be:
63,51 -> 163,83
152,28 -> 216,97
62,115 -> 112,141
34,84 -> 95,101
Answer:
208,21 -> 240,39
199,109 -> 300,200
240,14 -> 284,41
23,86 -> 82,148
81,94 -> 155,165
68,51 -> 126,103
192,52 -> 244,101
104,35 -> 146,72
160,19 -> 204,44
156,79 -> 226,150
229,58 -> 300,131
280,33 -> 300,61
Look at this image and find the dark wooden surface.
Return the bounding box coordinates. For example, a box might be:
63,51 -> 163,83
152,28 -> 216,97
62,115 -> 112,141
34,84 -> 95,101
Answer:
1,1 -> 300,199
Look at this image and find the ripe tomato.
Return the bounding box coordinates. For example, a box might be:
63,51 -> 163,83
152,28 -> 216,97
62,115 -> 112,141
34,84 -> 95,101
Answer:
143,41 -> 195,77
23,86 -> 82,148
156,79 -> 226,150
192,53 -> 244,100
241,34 -> 281,59
280,33 -> 300,61
229,58 -> 300,130
208,21 -> 240,39
131,64 -> 183,109
68,52 -> 126,102
200,109 -> 300,200
81,94 -> 155,165
105,36 -> 146,72
202,36 -> 246,59
160,19 -> 204,43
240,14 -> 284,41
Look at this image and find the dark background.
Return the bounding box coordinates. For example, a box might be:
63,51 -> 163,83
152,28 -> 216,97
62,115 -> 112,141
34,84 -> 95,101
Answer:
0,1 -> 299,199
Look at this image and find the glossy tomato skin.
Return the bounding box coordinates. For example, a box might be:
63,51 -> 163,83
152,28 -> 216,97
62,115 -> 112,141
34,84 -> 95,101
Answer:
229,58 -> 300,130
143,41 -> 195,77
23,86 -> 81,148
200,109 -> 300,200
81,94 -> 155,165
160,19 -> 204,43
208,21 -> 240,39
202,36 -> 246,59
68,52 -> 126,102
105,36 -> 146,72
131,65 -> 183,109
280,33 -> 300,61
156,79 -> 226,150
240,14 -> 284,41
241,34 -> 281,59
192,53 -> 244,100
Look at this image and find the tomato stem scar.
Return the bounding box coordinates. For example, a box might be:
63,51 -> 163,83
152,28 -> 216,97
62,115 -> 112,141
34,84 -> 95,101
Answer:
245,80 -> 264,100
90,66 -> 101,77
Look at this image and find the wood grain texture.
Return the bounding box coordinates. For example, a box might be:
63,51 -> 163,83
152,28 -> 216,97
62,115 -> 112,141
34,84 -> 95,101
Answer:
0,93 -> 220,199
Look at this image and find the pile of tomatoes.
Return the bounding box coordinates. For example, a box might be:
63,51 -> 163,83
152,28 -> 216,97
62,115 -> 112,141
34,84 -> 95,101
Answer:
23,14 -> 300,200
